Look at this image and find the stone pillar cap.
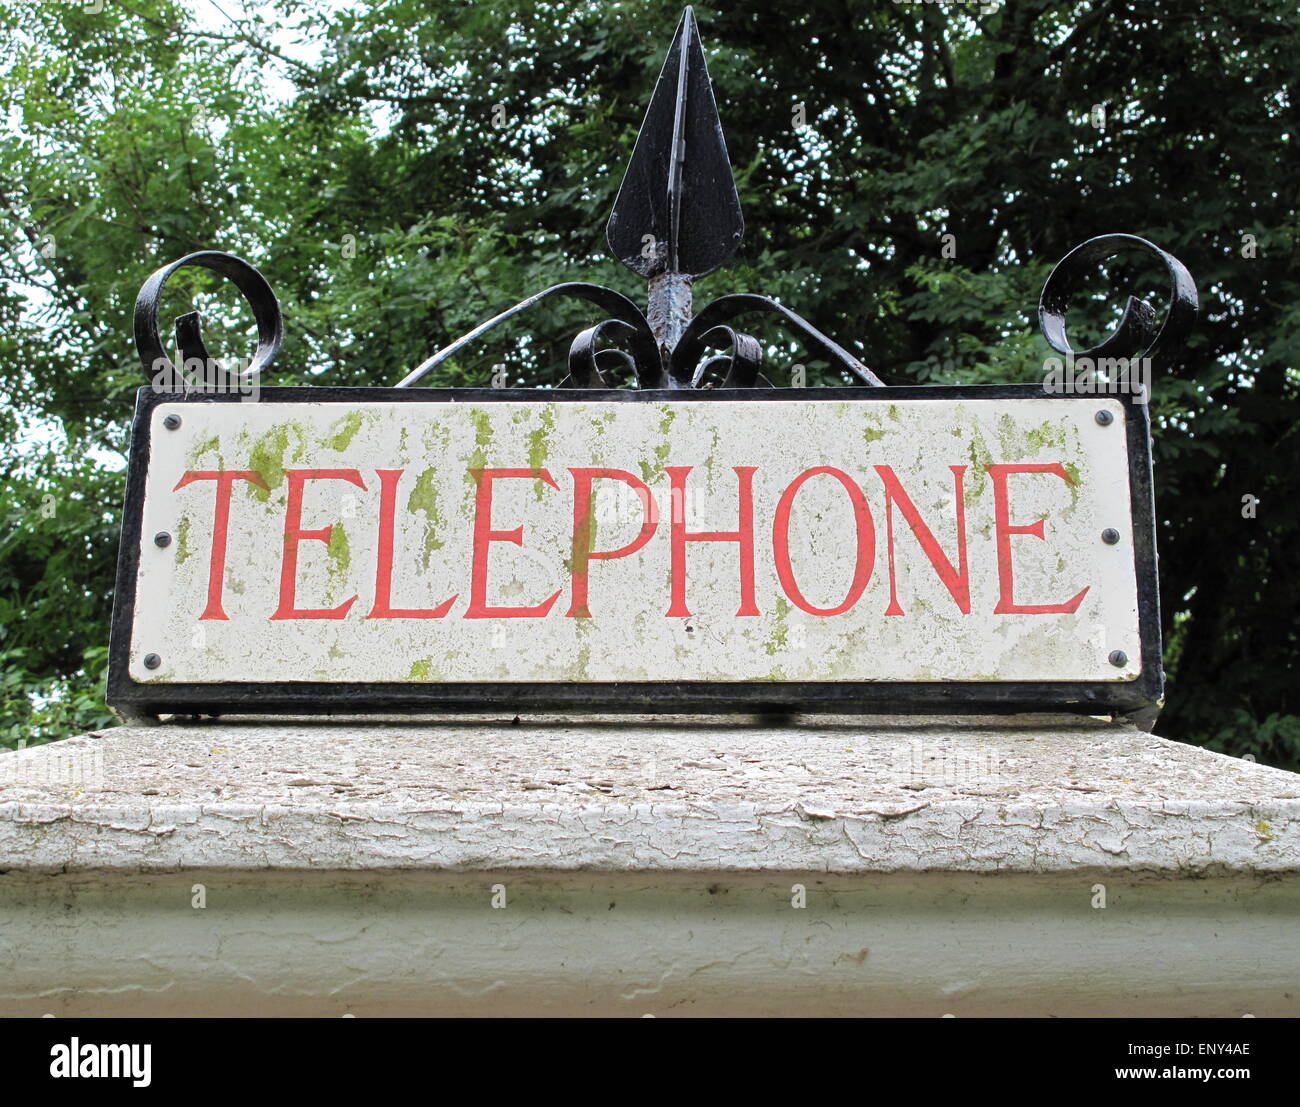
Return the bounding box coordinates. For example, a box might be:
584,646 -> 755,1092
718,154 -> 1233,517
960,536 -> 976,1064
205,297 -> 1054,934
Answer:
2,714 -> 1297,875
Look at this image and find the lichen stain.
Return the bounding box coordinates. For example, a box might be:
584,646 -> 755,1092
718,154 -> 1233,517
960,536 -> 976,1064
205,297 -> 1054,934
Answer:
408,658 -> 440,680
174,515 -> 192,566
327,411 -> 366,452
186,433 -> 223,468
637,404 -> 677,484
1008,418 -> 1085,509
706,419 -> 722,480
247,423 -> 307,502
1023,419 -> 1068,453
964,422 -> 992,500
572,619 -> 592,680
567,484 -> 599,583
406,467 -> 445,567
526,405 -> 556,500
326,521 -> 351,582
996,412 -> 1022,457
766,597 -> 790,657
422,421 -> 450,453
466,408 -> 493,487
1062,461 -> 1082,508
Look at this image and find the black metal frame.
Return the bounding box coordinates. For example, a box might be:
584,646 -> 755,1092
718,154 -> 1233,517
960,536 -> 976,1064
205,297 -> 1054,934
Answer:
106,382 -> 1162,720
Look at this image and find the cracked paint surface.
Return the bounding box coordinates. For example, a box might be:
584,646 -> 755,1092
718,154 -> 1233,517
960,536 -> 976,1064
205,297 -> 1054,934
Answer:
1,715 -> 1297,875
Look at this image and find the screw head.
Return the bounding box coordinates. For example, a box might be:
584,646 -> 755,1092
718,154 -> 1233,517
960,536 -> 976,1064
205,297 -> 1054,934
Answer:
162,413 -> 182,430
154,531 -> 172,548
1095,409 -> 1114,426
1101,528 -> 1121,545
1108,650 -> 1128,668
143,653 -> 162,670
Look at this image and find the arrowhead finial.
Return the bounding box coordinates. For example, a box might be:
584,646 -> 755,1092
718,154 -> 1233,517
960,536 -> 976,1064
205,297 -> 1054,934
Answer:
387,6 -> 884,390
607,7 -> 743,352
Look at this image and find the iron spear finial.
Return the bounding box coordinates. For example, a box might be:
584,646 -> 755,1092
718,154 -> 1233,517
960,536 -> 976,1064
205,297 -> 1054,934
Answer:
606,6 -> 744,354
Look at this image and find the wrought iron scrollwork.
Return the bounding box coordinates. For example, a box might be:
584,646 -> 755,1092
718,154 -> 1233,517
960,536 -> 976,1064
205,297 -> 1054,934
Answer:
687,325 -> 767,389
396,283 -> 881,391
670,294 -> 882,387
395,282 -> 664,389
562,319 -> 641,388
131,18 -> 1199,399
1038,234 -> 1198,369
130,234 -> 1200,397
134,250 -> 282,390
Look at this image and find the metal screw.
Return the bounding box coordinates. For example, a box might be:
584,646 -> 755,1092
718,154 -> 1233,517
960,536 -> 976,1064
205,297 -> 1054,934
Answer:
1095,410 -> 1114,426
163,413 -> 182,430
1101,528 -> 1120,545
143,653 -> 162,670
154,531 -> 172,548
1108,650 -> 1128,668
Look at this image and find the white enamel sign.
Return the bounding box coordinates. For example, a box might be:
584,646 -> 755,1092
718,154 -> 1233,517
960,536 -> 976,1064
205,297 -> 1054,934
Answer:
118,395 -> 1148,695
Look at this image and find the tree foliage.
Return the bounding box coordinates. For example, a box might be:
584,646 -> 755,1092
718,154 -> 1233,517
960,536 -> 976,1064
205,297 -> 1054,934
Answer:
1,0 -> 1297,764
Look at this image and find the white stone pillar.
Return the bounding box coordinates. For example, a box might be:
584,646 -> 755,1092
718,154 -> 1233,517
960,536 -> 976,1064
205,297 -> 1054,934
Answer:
1,714 -> 1297,1016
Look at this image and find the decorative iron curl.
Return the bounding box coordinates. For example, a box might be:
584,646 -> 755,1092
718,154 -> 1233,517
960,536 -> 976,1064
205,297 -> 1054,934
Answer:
134,251 -> 282,390
561,319 -> 640,388
397,283 -> 665,390
671,294 -> 884,387
1038,234 -> 1198,370
687,325 -> 767,388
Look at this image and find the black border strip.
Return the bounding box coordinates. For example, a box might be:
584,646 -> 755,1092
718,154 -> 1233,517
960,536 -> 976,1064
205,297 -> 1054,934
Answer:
106,384 -> 1162,718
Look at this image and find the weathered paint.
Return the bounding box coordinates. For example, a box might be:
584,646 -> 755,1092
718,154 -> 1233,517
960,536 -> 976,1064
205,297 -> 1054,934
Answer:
128,399 -> 1140,685
2,718 -> 1298,1016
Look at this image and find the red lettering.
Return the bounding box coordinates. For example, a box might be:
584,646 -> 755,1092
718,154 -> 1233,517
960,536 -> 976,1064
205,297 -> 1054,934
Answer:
986,463 -> 1089,614
772,467 -> 875,615
665,466 -> 759,618
567,468 -> 658,618
172,470 -> 269,620
271,469 -> 368,620
466,468 -> 562,618
366,469 -> 457,619
873,465 -> 971,616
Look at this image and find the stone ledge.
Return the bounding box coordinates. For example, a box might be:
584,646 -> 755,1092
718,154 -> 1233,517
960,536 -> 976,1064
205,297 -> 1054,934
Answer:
1,714 -> 1297,874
